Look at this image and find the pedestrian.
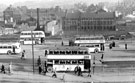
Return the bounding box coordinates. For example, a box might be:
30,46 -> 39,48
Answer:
45,50 -> 47,57
12,46 -> 16,54
125,43 -> 127,50
38,64 -> 42,74
109,43 -> 112,49
42,66 -> 46,75
101,53 -> 104,60
61,41 -> 64,46
8,62 -> 12,74
37,56 -> 41,66
74,65 -> 78,75
1,64 -> 5,74
78,66 -> 82,76
93,55 -> 95,64
21,50 -> 25,59
52,68 -> 57,78
87,68 -> 91,77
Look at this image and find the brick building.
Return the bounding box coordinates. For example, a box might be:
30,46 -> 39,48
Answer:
62,9 -> 118,36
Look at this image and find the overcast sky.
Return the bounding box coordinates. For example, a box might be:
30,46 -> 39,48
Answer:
0,0 -> 122,5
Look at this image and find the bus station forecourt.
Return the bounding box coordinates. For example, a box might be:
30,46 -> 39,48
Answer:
0,38 -> 135,82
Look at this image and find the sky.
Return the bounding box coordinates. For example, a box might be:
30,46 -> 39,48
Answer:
0,0 -> 122,5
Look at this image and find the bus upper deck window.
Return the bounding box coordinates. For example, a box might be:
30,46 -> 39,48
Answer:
78,51 -> 83,54
60,51 -> 65,54
66,51 -> 71,54
39,33 -> 42,35
72,51 -> 77,54
84,51 -> 88,54
49,51 -> 53,54
76,38 -> 80,40
54,51 -> 59,54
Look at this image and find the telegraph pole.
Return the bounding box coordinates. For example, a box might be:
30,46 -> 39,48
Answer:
31,31 -> 35,73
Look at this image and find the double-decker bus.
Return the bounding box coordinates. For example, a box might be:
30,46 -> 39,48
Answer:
45,47 -> 91,72
20,31 -> 45,45
74,35 -> 105,53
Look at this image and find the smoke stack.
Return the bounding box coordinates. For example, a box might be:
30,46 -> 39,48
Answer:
36,8 -> 40,30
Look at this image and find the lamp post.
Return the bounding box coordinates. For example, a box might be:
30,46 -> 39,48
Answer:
31,30 -> 35,73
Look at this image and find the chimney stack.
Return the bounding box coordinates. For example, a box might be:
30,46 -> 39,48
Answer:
36,8 -> 40,30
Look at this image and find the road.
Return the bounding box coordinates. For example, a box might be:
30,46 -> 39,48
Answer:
0,40 -> 135,82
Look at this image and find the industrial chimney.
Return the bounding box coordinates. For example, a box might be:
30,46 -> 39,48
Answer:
35,8 -> 40,30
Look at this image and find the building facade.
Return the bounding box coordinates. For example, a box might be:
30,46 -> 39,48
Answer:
62,10 -> 117,36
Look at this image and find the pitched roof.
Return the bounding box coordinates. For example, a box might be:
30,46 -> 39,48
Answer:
65,11 -> 115,19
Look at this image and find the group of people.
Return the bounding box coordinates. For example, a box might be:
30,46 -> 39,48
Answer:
0,63 -> 12,74
109,41 -> 115,49
37,56 -> 47,75
74,65 -> 82,76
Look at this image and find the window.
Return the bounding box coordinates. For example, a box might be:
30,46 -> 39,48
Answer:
3,46 -> 7,48
0,46 -> 2,48
78,60 -> 83,64
72,51 -> 77,54
55,60 -> 59,64
72,60 -> 77,64
49,51 -> 53,54
66,60 -> 71,64
78,51 -> 83,54
60,60 -> 65,64
66,51 -> 71,54
7,46 -> 12,48
95,45 -> 99,47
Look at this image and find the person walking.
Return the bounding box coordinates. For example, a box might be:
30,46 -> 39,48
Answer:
74,66 -> 78,75
87,68 -> 91,77
21,50 -> 25,59
78,66 -> 82,76
101,53 -> 104,60
12,46 -> 16,54
1,64 -> 5,74
52,68 -> 57,78
109,43 -> 112,49
43,66 -> 46,75
37,56 -> 41,66
8,62 -> 12,74
125,43 -> 127,50
38,64 -> 42,74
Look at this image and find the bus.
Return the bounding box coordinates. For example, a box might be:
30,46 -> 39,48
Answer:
20,31 -> 45,45
0,42 -> 21,55
74,35 -> 105,53
45,47 -> 91,72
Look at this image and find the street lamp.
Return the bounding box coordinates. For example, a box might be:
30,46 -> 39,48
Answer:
31,30 -> 35,73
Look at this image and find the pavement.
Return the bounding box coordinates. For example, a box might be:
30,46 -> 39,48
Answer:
1,70 -> 135,83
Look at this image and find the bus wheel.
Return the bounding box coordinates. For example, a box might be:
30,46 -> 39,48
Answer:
7,51 -> 12,55
94,49 -> 99,53
47,66 -> 53,73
